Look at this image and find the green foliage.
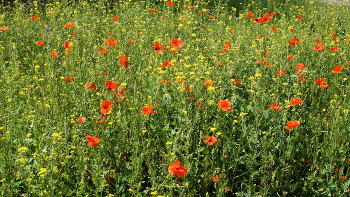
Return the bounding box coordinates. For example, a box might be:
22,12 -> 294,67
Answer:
1,0 -> 350,196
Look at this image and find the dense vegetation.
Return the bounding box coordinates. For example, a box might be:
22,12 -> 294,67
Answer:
1,0 -> 350,196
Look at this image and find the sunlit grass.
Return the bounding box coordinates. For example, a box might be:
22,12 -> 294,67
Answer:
1,0 -> 350,196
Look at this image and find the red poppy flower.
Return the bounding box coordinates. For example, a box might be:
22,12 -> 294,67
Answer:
203,135 -> 217,145
105,81 -> 118,92
32,14 -> 38,21
84,83 -> 97,90
153,42 -> 164,53
161,79 -> 172,85
257,57 -> 270,64
268,104 -> 282,112
112,16 -> 119,21
262,13 -> 276,23
176,78 -> 182,84
319,81 -> 328,89
64,49 -> 71,54
288,97 -> 303,106
168,160 -> 188,177
314,77 -> 326,85
163,61 -> 173,67
65,77 -> 73,82
204,79 -> 214,87
115,86 -> 127,103
330,47 -> 339,52
314,38 -> 322,43
216,61 -> 223,66
331,40 -> 340,44
50,51 -> 58,58
314,77 -> 328,89
287,55 -> 295,60
289,28 -> 295,32
120,54 -> 128,68
334,168 -> 339,173
232,79 -> 242,85
271,27 -> 277,32
221,41 -> 231,53
98,48 -> 108,54
64,41 -> 73,48
184,83 -> 192,93
149,9 -> 157,12
64,23 -> 75,28
332,66 -> 345,74
277,70 -> 286,76
85,134 -> 101,147
212,175 -> 219,184
296,16 -> 303,20
106,38 -> 117,47
313,44 -> 324,51
141,105 -> 156,116
256,57 -> 270,67
77,117 -> 86,124
331,32 -> 337,37
167,1 -> 174,6
0,26 -> 9,31
101,100 -> 113,115
341,176 -> 347,181
284,121 -> 300,130
289,38 -> 300,45
296,63 -> 306,75
159,61 -> 173,70
229,30 -> 235,33
217,100 -> 232,111
247,12 -> 254,18
252,13 -> 276,24
168,38 -> 184,50
37,40 -> 45,46
252,17 -> 263,24
128,39 -> 136,44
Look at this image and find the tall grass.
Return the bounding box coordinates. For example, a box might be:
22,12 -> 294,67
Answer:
1,0 -> 350,196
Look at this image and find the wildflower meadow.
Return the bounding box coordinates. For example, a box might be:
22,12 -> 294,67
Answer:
1,0 -> 350,196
